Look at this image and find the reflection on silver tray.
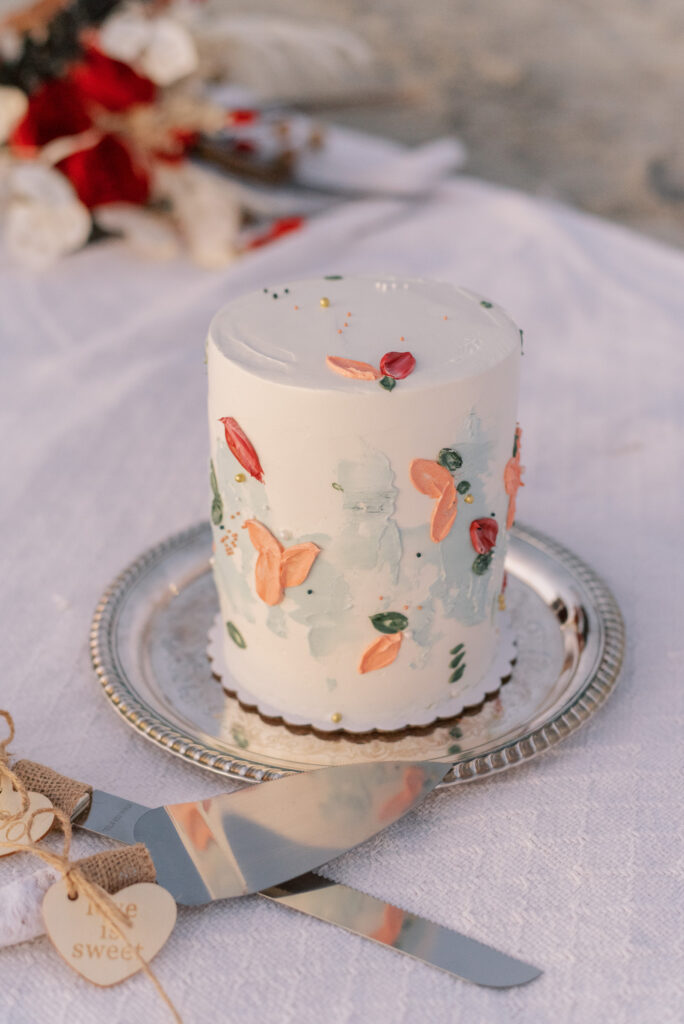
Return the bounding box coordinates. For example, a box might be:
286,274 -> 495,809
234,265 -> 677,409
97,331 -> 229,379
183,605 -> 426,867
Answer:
90,522 -> 625,785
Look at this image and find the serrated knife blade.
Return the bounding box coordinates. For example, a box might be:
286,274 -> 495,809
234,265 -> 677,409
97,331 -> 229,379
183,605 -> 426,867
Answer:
74,768 -> 542,987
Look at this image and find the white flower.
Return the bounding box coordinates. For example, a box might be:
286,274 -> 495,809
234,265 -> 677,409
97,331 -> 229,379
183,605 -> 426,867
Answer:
98,8 -> 150,64
4,163 -> 91,270
138,19 -> 198,87
155,163 -> 241,269
0,86 -> 28,144
94,204 -> 180,261
99,8 -> 198,86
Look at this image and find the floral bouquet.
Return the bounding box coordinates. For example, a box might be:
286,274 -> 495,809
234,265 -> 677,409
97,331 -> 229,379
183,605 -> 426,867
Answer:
0,0 -> 375,267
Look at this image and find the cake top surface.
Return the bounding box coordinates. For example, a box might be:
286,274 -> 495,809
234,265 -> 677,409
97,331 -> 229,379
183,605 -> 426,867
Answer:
209,275 -> 520,391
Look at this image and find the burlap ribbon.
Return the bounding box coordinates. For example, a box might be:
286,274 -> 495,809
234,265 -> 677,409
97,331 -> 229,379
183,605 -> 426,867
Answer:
13,759 -> 91,819
0,711 -> 180,1022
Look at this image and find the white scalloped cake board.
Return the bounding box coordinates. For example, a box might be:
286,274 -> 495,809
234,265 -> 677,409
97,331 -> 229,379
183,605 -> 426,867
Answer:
207,613 -> 518,734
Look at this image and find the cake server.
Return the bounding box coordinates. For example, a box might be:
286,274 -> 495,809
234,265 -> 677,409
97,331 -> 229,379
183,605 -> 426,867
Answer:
68,771 -> 541,988
75,761 -> 447,905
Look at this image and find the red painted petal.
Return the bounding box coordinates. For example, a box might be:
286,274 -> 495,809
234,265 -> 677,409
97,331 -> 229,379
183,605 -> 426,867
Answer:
219,417 -> 264,482
379,351 -> 416,380
469,517 -> 499,554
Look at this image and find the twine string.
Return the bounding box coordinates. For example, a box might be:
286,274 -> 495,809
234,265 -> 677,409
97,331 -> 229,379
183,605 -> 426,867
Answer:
0,712 -> 181,1023
0,710 -> 29,827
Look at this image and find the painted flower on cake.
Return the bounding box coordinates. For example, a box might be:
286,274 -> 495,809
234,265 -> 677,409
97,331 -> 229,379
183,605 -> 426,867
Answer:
325,356 -> 380,380
504,425 -> 524,529
409,458 -> 457,542
245,519 -> 320,605
219,416 -> 264,482
326,350 -> 416,391
358,633 -> 403,674
469,517 -> 498,554
358,609 -> 407,673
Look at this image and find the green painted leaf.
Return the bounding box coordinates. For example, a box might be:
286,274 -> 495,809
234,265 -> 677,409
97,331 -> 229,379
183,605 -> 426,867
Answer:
450,652 -> 465,669
332,482 -> 344,491
480,299 -> 493,309
450,643 -> 465,655
231,724 -> 249,749
226,621 -> 246,649
456,480 -> 471,495
449,664 -> 466,684
211,495 -> 223,526
324,274 -> 343,279
379,375 -> 396,391
449,726 -> 462,739
210,460 -> 219,497
437,448 -> 463,472
370,611 -> 408,634
472,551 -> 493,575
448,743 -> 461,755
519,328 -> 524,353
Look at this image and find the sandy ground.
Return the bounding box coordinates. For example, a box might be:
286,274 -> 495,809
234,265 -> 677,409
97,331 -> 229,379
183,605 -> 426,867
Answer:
250,0 -> 684,247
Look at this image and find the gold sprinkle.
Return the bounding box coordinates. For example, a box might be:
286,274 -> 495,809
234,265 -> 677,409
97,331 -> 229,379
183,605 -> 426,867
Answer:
347,312 -> 352,316
344,322 -> 349,327
417,605 -> 423,610
464,494 -> 474,504
330,712 -> 342,724
320,297 -> 330,308
443,315 -> 448,320
400,336 -> 405,341
337,329 -> 343,334
294,305 -> 299,310
403,605 -> 409,610
235,473 -> 246,483
498,593 -> 507,611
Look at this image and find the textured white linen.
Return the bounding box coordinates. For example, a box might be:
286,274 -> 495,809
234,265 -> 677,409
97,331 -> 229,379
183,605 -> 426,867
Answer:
0,177 -> 682,1024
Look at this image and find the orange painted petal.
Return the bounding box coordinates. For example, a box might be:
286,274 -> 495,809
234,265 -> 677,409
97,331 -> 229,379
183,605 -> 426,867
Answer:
255,548 -> 283,605
431,480 -> 457,542
280,542 -> 320,589
245,519 -> 283,555
326,355 -> 381,380
358,632 -> 403,674
409,458 -> 452,498
506,495 -> 516,530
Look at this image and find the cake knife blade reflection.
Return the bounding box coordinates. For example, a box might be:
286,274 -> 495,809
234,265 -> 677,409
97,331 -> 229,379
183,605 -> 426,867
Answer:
77,761 -> 447,905
71,770 -> 541,988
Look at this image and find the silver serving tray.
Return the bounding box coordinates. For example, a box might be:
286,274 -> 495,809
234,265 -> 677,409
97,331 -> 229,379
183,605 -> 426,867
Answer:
90,522 -> 624,784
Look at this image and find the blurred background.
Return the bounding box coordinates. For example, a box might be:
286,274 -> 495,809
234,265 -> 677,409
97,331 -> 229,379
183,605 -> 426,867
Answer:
208,0 -> 684,246
2,0 -> 684,266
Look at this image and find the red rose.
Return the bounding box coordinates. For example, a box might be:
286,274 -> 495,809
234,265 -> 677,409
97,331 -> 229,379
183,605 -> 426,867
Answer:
379,351 -> 416,380
57,135 -> 149,208
469,517 -> 499,554
10,79 -> 92,151
68,47 -> 155,112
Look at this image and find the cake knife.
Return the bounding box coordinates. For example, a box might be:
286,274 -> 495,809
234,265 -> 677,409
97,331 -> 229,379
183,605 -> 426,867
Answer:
69,773 -> 541,987
78,761 -> 448,905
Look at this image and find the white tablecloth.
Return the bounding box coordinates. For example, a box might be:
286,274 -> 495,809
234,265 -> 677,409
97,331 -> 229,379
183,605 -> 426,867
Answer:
1,177 -> 682,1024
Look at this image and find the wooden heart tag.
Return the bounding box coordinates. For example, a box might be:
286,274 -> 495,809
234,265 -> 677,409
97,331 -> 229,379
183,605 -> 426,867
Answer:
0,785 -> 54,855
42,880 -> 176,987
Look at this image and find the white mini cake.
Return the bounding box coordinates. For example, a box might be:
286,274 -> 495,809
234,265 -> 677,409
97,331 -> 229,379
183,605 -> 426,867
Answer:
207,275 -> 524,732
